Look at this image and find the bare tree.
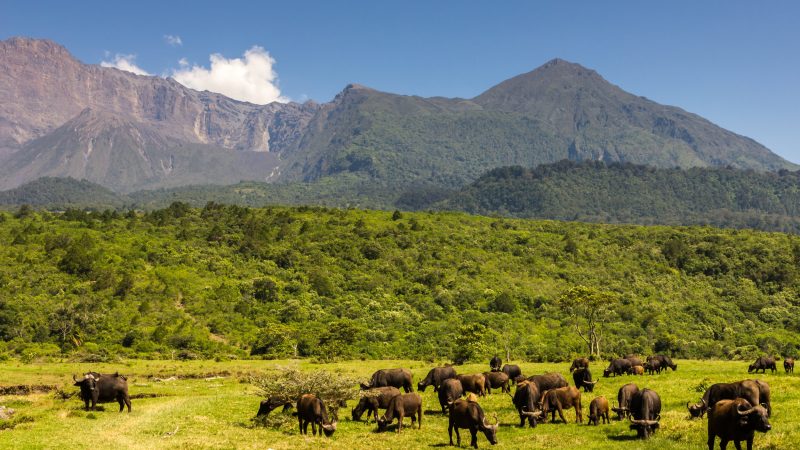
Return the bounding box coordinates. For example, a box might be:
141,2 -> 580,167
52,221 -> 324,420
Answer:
558,286 -> 617,359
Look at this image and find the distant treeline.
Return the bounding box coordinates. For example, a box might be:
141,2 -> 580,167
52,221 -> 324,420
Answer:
0,204 -> 799,363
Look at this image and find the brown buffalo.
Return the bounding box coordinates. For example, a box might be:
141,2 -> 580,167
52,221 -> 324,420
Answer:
589,396 -> 610,425
377,392 -> 423,433
707,399 -> 770,450
448,396 -> 499,449
539,386 -> 583,424
418,366 -> 457,392
687,398 -> 707,419
628,365 -> 644,376
438,378 -> 464,414
569,357 -> 590,372
482,371 -> 510,394
351,387 -> 401,422
512,380 -> 542,428
458,374 -> 487,397
784,357 -> 794,374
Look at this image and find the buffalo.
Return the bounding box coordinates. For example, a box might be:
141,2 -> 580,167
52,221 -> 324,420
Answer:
458,374 -> 487,397
490,356 -> 502,372
377,392 -> 423,433
647,354 -> 677,371
539,386 -> 583,424
628,365 -> 645,376
297,394 -> 337,436
482,371 -> 510,394
628,389 -> 661,439
528,373 -> 568,392
694,380 -> 771,418
512,380 -> 541,428
687,398 -> 707,419
603,358 -> 632,377
588,396 -> 610,425
438,379 -> 464,414
785,357 -> 795,373
256,396 -> 293,417
448,396 -> 499,449
572,367 -> 598,392
748,356 -> 777,374
418,366 -> 457,392
362,368 -> 413,392
643,360 -> 662,375
625,355 -> 643,367
501,364 -> 522,381
351,386 -> 401,422
612,383 -> 640,420
72,372 -> 131,412
569,357 -> 590,372
708,398 -> 770,450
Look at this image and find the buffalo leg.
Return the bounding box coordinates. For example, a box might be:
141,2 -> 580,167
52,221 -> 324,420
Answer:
84,399 -> 90,411
448,422 -> 454,445
707,435 -> 715,450
557,404 -> 566,424
298,418 -> 304,434
470,426 -> 478,448
311,421 -> 317,436
418,406 -> 423,429
455,426 -> 461,446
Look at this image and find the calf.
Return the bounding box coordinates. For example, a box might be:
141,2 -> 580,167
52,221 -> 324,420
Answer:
482,371 -> 510,394
539,386 -> 583,424
588,396 -> 610,425
628,365 -> 645,376
708,399 -> 770,450
297,394 -> 337,436
351,386 -> 401,422
377,392 -> 422,433
72,372 -> 131,412
448,397 -> 499,449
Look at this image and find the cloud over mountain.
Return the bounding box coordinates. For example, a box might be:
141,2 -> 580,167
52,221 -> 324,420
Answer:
100,53 -> 150,76
171,46 -> 287,104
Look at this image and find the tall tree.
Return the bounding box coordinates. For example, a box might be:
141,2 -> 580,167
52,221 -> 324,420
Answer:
558,286 -> 617,359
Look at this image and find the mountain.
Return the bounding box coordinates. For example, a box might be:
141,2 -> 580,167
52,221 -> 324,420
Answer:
0,177 -> 127,209
0,37 -> 795,193
0,37 -> 317,191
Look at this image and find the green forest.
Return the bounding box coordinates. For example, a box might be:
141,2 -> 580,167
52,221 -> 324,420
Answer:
1,203 -> 799,363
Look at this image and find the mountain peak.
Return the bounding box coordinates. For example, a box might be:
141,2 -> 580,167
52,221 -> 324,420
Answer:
1,36 -> 74,60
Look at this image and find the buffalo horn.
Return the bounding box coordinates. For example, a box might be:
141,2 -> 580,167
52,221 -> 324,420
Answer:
737,406 -> 756,416
686,401 -> 691,409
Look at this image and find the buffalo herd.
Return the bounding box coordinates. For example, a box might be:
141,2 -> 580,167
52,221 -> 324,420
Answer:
69,352 -> 787,448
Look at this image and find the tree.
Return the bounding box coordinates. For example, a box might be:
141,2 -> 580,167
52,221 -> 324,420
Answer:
558,285 -> 618,359
453,323 -> 494,364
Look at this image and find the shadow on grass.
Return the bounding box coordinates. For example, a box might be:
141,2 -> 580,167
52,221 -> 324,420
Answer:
424,409 -> 447,416
607,434 -> 640,441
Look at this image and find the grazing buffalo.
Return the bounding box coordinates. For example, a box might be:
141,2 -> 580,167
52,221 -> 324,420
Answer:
448,397 -> 499,449
687,399 -> 707,419
647,355 -> 677,371
529,373 -> 569,392
625,356 -> 643,367
490,356 -> 502,372
438,379 -> 464,414
696,380 -> 771,418
72,372 -> 131,412
539,386 -> 583,424
612,383 -> 640,420
785,357 -> 795,373
749,356 -> 777,374
482,371 -> 510,394
569,357 -> 590,372
628,389 -> 661,439
512,380 -> 542,428
458,374 -> 487,397
628,365 -> 645,376
418,366 -> 457,392
603,358 -> 632,377
377,392 -> 422,433
572,368 -> 598,392
351,387 -> 401,422
643,360 -> 662,375
708,399 -> 770,450
501,364 -> 522,381
589,396 -> 610,425
297,394 -> 337,436
362,368 -> 413,392
256,396 -> 293,417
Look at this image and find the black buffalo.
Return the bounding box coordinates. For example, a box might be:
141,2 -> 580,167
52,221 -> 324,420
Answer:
377,392 -> 423,433
490,356 -> 502,372
628,389 -> 661,439
361,368 -> 413,392
256,396 -> 293,417
438,378 -> 464,414
603,358 -> 632,377
625,355 -> 643,367
572,367 -> 598,392
72,372 -> 131,412
749,356 -> 777,374
612,383 -> 640,420
511,380 -> 541,428
647,354 -> 677,371
501,364 -> 522,381
297,394 -> 337,436
528,373 -> 568,393
351,386 -> 401,422
418,366 -> 457,392
448,397 -> 499,449
643,360 -> 662,375
695,379 -> 772,418
708,398 -> 770,450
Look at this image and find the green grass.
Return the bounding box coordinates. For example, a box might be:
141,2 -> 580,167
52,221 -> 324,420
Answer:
0,359 -> 797,449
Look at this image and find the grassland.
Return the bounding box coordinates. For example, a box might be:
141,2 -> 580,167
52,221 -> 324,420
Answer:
0,359 -> 797,449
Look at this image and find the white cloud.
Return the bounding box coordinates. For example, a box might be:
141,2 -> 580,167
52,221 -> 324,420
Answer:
171,46 -> 287,104
164,34 -> 183,47
100,54 -> 151,76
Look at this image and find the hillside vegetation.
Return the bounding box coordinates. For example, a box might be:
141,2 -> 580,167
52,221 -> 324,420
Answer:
1,204 -> 799,362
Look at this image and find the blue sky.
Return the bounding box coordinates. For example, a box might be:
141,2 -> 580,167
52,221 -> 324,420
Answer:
1,1 -> 798,162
